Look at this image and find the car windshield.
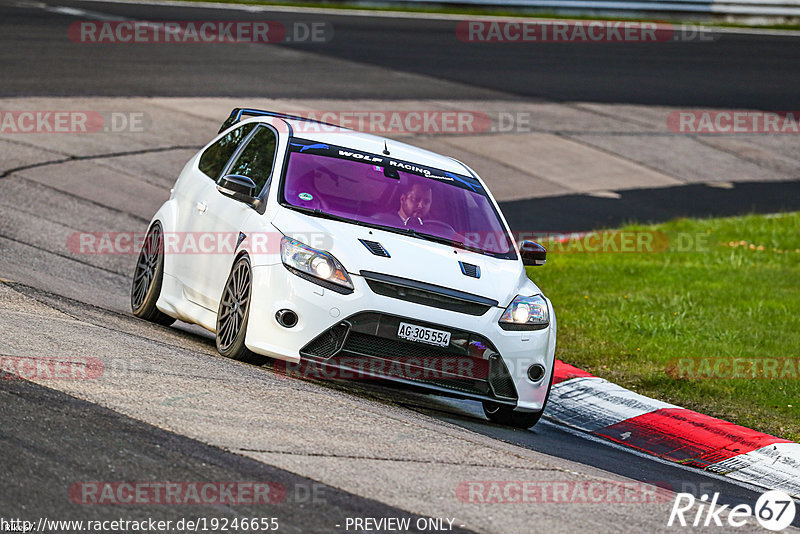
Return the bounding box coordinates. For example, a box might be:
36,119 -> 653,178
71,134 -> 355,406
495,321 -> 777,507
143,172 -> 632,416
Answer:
280,139 -> 515,259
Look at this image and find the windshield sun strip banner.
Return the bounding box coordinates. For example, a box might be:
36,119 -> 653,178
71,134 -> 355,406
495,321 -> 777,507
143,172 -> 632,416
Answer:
287,138 -> 485,195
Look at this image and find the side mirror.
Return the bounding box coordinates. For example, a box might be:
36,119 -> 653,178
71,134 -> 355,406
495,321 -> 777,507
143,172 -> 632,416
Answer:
520,241 -> 546,266
217,174 -> 261,210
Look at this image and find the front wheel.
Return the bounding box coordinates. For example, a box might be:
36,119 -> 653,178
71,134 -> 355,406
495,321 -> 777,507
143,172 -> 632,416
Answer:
215,255 -> 262,364
131,222 -> 175,326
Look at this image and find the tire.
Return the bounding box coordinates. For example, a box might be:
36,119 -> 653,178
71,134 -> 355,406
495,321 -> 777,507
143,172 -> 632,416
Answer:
215,255 -> 262,364
482,365 -> 555,429
131,222 -> 175,326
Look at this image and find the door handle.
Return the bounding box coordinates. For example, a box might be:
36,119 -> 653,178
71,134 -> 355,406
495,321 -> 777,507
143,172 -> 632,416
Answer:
195,201 -> 207,213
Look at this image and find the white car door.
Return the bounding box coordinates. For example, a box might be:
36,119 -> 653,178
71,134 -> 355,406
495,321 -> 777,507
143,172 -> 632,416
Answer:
186,124 -> 280,312
170,122 -> 257,308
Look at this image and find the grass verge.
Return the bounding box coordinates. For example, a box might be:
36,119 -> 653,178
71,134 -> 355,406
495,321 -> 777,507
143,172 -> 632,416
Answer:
528,212 -> 800,441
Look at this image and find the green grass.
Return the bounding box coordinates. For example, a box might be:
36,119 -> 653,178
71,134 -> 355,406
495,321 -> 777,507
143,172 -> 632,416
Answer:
528,212 -> 800,441
163,0 -> 800,31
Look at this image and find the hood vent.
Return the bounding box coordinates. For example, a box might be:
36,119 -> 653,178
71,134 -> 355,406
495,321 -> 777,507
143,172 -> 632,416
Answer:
459,261 -> 480,278
359,239 -> 390,257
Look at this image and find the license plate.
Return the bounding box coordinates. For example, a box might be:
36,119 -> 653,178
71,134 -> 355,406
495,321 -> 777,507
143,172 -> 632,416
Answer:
397,322 -> 451,347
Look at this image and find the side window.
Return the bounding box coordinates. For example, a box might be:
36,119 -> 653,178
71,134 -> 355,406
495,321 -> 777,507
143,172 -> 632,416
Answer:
224,126 -> 278,195
198,123 -> 256,180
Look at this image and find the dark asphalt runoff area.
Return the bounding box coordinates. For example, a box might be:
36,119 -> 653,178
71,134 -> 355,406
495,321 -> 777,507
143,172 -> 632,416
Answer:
501,180 -> 800,231
1,0 -> 799,531
1,0 -> 799,108
0,375 -> 473,534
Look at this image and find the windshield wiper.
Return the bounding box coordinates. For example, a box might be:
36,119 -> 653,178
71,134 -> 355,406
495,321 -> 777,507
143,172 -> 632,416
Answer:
286,205 -> 373,228
413,231 -> 490,255
381,226 -> 489,256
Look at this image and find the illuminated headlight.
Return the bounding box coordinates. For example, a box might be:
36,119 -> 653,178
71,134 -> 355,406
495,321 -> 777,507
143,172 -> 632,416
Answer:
499,294 -> 549,330
280,237 -> 353,291
310,255 -> 333,279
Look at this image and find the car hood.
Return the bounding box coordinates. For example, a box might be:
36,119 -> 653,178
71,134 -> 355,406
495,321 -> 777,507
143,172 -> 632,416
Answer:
271,208 -> 539,307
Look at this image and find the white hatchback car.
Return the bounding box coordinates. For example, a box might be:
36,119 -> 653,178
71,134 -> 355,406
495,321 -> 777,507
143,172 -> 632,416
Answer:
132,109 -> 556,428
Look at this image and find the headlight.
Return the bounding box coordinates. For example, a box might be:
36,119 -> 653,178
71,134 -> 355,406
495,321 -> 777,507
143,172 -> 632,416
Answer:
280,237 -> 353,292
499,294 -> 549,330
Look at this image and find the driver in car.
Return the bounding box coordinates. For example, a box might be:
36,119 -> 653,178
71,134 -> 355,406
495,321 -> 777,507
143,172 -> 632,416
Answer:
396,182 -> 432,227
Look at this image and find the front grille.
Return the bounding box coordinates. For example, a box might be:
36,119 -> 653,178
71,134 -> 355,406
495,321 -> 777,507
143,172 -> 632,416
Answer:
366,279 -> 490,315
362,272 -> 494,316
298,312 -> 518,402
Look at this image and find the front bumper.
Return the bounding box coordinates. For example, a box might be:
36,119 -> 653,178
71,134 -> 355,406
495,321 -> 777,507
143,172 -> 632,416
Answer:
245,263 -> 556,411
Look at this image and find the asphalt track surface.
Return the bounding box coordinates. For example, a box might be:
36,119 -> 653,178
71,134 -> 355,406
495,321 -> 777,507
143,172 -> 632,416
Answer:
0,279 -> 788,528
2,1 -> 800,532
1,0 -> 799,108
501,180 -> 800,231
1,376 -> 470,534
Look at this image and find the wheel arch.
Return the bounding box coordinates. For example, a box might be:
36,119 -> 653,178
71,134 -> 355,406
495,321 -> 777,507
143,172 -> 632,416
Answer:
148,199 -> 179,277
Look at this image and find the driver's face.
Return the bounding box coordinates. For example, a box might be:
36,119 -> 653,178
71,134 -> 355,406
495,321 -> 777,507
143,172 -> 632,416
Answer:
400,185 -> 432,219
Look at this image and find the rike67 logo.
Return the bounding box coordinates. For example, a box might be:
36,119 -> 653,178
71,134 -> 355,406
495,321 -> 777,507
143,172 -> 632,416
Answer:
668,490 -> 796,531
